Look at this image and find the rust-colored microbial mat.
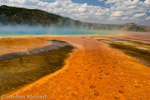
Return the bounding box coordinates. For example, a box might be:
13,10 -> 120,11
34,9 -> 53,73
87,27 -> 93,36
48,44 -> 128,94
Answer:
2,36 -> 150,100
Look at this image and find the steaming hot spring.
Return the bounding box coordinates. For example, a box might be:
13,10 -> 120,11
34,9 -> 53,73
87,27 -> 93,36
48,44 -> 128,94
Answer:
0,25 -> 120,36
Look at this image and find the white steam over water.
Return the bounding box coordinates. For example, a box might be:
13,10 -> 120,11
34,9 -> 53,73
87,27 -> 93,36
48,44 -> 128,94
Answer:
0,25 -> 119,36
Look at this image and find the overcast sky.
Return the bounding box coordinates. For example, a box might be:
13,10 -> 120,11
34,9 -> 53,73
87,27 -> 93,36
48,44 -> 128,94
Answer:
0,0 -> 150,25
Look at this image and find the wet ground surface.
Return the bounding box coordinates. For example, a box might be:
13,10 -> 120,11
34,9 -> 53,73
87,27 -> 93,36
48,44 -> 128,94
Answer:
4,37 -> 150,100
98,38 -> 150,67
0,34 -> 150,100
0,40 -> 74,95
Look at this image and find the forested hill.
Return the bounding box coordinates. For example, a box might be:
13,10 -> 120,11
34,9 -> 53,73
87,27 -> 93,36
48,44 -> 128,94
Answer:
0,5 -> 80,26
0,5 -> 149,32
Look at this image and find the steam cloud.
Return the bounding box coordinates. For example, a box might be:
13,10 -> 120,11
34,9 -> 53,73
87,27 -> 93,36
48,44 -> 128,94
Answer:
0,24 -> 119,36
0,24 -> 95,36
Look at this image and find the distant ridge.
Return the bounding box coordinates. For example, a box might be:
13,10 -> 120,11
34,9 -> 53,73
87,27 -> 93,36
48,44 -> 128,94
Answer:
0,5 -> 150,32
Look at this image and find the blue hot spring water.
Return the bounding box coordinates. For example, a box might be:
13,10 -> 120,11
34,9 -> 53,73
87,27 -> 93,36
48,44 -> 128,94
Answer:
0,25 -> 119,36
